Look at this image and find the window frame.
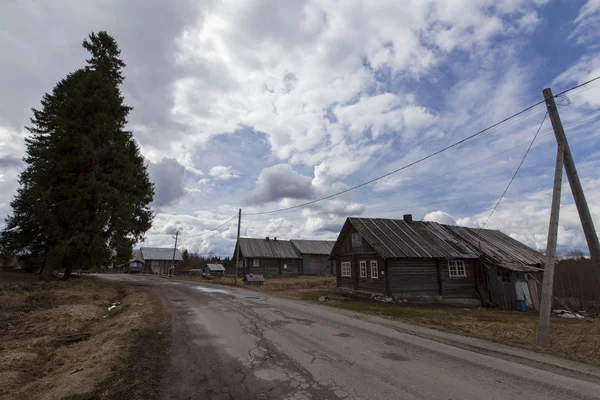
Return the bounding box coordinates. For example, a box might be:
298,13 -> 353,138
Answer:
359,261 -> 367,278
370,260 -> 379,279
448,260 -> 466,278
253,259 -> 259,267
341,261 -> 352,277
498,270 -> 512,283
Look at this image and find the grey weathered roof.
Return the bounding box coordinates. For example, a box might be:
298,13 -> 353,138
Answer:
291,240 -> 336,255
129,249 -> 145,264
140,247 -> 183,261
237,238 -> 301,259
335,218 -> 544,271
206,263 -> 225,272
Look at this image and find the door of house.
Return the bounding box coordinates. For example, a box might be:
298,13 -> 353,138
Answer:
515,280 -> 532,306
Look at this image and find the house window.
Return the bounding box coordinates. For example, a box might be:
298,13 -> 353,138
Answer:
351,233 -> 362,247
498,270 -> 512,283
359,261 -> 367,278
370,261 -> 379,279
244,258 -> 248,267
448,260 -> 466,278
341,262 -> 352,277
253,259 -> 259,267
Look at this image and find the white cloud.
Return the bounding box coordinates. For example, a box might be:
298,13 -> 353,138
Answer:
147,158 -> 186,207
246,164 -> 314,205
208,165 -> 239,180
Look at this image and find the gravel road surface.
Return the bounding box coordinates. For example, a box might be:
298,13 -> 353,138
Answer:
102,274 -> 600,400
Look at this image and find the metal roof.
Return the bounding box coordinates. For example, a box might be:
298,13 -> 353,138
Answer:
140,247 -> 183,261
237,238 -> 301,259
290,240 -> 336,255
206,263 -> 225,271
129,249 -> 145,264
335,218 -> 544,271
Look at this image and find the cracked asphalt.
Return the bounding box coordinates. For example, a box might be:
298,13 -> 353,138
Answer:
102,274 -> 600,400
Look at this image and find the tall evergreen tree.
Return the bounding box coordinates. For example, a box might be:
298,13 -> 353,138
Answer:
0,32 -> 153,280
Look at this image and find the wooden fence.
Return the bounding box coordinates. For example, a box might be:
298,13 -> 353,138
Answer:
553,258 -> 600,312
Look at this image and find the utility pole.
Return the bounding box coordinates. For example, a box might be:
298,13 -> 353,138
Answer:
537,143 -> 564,346
171,230 -> 179,276
235,209 -> 241,286
543,88 -> 600,282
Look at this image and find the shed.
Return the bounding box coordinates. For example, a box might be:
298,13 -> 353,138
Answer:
205,263 -> 226,276
330,216 -> 544,309
290,240 -> 336,275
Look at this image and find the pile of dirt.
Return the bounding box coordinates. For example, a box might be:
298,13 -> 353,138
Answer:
0,274 -> 168,400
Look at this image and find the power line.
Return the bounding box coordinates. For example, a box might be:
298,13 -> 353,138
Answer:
245,103 -> 547,216
482,112 -> 548,228
180,214 -> 238,238
555,75 -> 600,98
244,76 -> 600,217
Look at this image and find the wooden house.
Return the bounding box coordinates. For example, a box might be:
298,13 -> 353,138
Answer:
290,240 -> 336,275
235,237 -> 302,276
117,249 -> 146,273
139,247 -> 183,275
330,215 -> 545,310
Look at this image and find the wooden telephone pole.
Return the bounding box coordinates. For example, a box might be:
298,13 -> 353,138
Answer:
537,88 -> 600,345
235,209 -> 241,286
171,230 -> 179,276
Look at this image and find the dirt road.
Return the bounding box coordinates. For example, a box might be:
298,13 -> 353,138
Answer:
101,274 -> 600,400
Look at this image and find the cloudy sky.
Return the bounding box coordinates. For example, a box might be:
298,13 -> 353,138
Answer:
1,0 -> 600,257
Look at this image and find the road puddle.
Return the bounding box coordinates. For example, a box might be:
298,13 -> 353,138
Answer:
192,286 -> 230,294
254,368 -> 289,381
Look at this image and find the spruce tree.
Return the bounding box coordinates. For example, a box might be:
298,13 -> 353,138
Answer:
0,32 -> 153,280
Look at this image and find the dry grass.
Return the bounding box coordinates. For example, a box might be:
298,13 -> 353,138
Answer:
295,290 -> 600,366
0,272 -> 167,400
174,274 -> 336,293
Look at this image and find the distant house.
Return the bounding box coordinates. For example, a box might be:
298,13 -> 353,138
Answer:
205,263 -> 225,276
119,249 -> 146,273
330,215 -> 545,310
233,237 -> 337,276
137,247 -> 183,275
235,237 -> 302,276
290,240 -> 336,275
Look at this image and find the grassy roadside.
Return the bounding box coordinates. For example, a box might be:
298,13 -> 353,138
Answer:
0,272 -> 168,400
175,274 -> 600,365
297,289 -> 600,366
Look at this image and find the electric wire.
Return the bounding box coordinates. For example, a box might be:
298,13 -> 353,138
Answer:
481,113 -> 548,227
244,76 -> 600,217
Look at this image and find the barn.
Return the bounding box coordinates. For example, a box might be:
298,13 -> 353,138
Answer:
139,247 -> 183,275
234,237 -> 337,276
290,240 -> 336,275
330,215 -> 545,310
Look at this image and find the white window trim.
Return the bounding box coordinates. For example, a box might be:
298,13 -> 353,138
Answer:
359,261 -> 367,278
448,260 -> 466,278
341,261 -> 352,277
253,259 -> 259,267
370,261 -> 379,279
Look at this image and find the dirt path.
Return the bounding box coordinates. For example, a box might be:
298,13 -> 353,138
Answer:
103,274 -> 600,400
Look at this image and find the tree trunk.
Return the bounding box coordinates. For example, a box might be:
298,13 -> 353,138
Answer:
62,263 -> 73,280
40,263 -> 54,281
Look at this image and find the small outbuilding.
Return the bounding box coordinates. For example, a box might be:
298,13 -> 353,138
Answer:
205,263 -> 226,276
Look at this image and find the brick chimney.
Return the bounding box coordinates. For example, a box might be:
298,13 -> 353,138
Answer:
403,214 -> 413,223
